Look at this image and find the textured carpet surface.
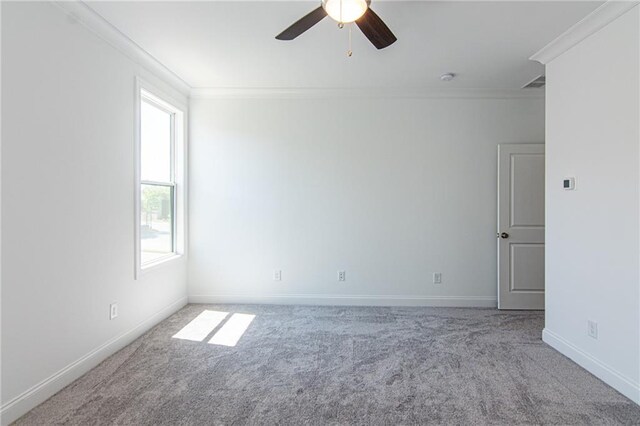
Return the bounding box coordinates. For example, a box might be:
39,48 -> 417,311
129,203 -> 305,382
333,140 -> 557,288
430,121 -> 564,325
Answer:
15,304 -> 640,425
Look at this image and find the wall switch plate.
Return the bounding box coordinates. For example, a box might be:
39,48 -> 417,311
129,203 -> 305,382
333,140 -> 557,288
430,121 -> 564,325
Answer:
588,320 -> 598,339
109,303 -> 118,320
433,272 -> 442,284
273,270 -> 282,281
338,271 -> 346,282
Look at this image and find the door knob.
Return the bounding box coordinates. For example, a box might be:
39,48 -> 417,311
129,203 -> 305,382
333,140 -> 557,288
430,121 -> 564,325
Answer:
500,232 -> 509,239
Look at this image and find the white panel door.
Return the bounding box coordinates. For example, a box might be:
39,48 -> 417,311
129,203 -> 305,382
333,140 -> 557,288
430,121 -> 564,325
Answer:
497,144 -> 545,310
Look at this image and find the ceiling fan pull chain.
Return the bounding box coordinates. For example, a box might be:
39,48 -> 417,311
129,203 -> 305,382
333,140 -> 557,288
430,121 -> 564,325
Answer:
347,23 -> 353,57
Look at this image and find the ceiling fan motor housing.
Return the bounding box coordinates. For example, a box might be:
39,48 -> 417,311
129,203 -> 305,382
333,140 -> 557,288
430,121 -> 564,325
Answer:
322,0 -> 369,23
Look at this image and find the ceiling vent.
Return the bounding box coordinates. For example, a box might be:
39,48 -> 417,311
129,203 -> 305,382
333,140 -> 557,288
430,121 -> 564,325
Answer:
522,75 -> 546,89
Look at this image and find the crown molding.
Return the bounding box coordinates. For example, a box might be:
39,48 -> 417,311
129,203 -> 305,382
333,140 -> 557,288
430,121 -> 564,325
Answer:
53,1 -> 191,96
50,1 -> 551,100
190,87 -> 544,100
530,0 -> 640,65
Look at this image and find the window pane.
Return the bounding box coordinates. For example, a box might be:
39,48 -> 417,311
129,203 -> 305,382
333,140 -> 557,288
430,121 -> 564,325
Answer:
141,100 -> 172,182
141,184 -> 174,264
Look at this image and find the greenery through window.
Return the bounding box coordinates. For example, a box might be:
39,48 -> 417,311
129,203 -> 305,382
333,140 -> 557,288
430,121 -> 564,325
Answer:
140,96 -> 176,265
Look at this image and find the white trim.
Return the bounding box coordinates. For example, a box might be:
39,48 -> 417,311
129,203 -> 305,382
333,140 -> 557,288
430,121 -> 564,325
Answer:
134,78 -> 142,278
140,88 -> 187,115
134,77 -> 188,279
190,87 -> 545,100
188,294 -> 497,307
0,297 -> 188,426
140,253 -> 184,274
53,1 -> 190,96
68,0 -> 606,2
542,328 -> 640,405
0,2 -> 3,416
530,1 -> 640,65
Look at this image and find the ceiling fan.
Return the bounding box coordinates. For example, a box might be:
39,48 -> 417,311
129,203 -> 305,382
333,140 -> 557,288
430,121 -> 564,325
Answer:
275,0 -> 397,50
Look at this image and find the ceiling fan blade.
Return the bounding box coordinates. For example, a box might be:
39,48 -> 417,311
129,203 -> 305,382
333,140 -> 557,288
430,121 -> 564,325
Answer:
355,8 -> 397,49
276,6 -> 327,40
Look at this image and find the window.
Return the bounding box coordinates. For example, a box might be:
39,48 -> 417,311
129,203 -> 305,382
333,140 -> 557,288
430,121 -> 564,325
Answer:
135,81 -> 185,276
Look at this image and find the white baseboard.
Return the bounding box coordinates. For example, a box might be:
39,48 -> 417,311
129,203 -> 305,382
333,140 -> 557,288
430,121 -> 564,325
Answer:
188,294 -> 497,308
542,328 -> 640,405
0,296 -> 188,425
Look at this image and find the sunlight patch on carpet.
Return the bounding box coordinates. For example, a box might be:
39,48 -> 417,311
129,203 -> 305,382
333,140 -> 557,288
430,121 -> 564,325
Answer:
172,310 -> 229,342
208,313 -> 255,347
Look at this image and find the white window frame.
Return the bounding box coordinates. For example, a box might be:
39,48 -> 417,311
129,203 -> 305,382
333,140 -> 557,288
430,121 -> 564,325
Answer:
134,77 -> 187,278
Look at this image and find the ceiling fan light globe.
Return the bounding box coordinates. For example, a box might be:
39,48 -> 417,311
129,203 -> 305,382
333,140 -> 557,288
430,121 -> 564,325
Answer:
322,0 -> 368,24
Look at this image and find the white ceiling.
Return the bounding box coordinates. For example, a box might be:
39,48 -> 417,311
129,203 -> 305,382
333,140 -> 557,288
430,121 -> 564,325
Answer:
87,1 -> 601,89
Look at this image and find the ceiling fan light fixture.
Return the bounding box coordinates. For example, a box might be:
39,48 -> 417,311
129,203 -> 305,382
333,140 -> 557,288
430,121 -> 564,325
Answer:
322,0 -> 368,24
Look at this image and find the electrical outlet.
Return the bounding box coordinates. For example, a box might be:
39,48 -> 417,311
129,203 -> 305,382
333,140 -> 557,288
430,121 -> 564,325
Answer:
338,271 -> 346,281
588,320 -> 598,339
273,270 -> 282,281
109,303 -> 118,320
433,272 -> 442,284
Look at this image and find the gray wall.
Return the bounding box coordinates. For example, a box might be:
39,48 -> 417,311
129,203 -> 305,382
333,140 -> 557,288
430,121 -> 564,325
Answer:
188,95 -> 544,306
1,2 -> 188,421
544,5 -> 640,403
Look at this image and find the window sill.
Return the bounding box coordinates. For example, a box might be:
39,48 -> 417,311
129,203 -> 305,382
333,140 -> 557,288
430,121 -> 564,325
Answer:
137,253 -> 183,279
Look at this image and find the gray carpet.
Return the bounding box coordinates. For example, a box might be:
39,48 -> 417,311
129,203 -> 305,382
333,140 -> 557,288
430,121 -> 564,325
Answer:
15,305 -> 640,425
